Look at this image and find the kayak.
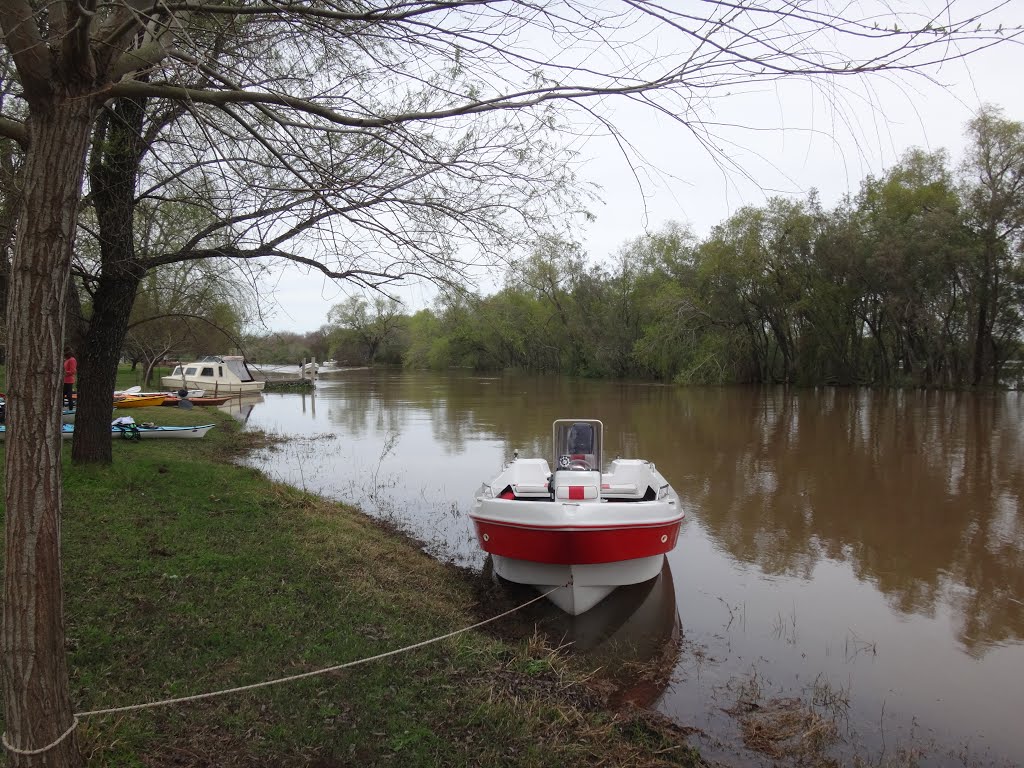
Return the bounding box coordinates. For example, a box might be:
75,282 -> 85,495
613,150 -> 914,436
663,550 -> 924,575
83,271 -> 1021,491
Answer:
112,394 -> 167,408
160,395 -> 232,407
108,422 -> 215,440
0,423 -> 216,441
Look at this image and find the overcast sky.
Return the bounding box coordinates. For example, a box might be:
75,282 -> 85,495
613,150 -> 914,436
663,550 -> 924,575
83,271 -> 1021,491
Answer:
264,31 -> 1024,335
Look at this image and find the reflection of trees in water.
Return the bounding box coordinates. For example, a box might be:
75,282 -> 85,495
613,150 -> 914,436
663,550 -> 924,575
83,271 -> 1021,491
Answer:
668,387 -> 1024,654
317,371 -> 1022,653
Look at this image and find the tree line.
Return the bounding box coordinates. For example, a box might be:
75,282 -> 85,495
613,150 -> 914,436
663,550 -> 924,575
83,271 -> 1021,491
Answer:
302,108 -> 1024,389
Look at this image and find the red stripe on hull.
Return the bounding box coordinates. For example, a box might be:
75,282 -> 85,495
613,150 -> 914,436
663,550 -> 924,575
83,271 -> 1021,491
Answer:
472,519 -> 681,565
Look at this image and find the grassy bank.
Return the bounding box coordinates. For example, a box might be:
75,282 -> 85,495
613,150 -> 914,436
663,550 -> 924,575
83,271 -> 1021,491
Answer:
0,401 -> 702,766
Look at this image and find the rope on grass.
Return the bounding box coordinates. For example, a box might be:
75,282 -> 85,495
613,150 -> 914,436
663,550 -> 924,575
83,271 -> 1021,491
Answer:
1,585 -> 563,756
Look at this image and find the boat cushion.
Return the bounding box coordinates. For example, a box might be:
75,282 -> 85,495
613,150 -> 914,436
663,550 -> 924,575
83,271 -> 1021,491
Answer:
554,483 -> 599,500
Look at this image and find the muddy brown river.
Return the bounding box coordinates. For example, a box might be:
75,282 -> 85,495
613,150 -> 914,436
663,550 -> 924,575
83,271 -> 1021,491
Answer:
227,370 -> 1024,767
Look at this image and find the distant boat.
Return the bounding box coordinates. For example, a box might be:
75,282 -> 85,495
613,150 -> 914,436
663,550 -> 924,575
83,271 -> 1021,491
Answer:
161,356 -> 265,394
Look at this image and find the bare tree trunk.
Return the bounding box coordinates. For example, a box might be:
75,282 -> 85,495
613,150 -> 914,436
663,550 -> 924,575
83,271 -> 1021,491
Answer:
2,100 -> 92,768
74,276 -> 142,462
73,100 -> 148,464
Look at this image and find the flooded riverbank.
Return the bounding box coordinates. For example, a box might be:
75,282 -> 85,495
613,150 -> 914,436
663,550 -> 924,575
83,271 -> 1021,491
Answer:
228,371 -> 1024,766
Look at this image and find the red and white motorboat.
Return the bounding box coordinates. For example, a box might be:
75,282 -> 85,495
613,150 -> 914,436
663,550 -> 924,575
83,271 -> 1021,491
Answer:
470,419 -> 684,615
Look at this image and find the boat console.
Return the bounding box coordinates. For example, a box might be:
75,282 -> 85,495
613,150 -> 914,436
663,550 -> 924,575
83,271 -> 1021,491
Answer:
554,419 -> 602,471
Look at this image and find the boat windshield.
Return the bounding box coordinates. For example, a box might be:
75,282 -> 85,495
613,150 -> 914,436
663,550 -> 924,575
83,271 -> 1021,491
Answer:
552,419 -> 602,470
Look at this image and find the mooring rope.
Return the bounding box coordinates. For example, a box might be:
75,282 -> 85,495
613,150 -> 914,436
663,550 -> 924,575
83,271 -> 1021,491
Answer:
2,586 -> 561,756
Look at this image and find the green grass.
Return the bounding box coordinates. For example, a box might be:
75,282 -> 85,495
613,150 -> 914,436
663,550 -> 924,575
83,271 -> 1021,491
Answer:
0,406 -> 703,767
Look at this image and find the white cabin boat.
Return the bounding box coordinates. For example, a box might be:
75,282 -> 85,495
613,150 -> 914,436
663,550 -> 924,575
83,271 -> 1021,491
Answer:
161,356 -> 265,394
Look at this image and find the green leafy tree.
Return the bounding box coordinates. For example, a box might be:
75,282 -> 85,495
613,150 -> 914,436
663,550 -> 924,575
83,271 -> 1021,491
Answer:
960,106 -> 1024,385
404,308 -> 447,370
328,296 -> 404,364
856,149 -> 971,385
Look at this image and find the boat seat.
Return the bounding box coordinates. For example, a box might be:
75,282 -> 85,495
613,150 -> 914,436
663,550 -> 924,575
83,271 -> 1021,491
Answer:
509,483 -> 550,498
552,468 -> 601,501
601,459 -> 655,500
503,458 -> 551,498
554,483 -> 599,500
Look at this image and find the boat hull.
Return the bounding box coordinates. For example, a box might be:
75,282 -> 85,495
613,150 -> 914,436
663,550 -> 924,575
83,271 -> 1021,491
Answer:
491,554 -> 667,615
160,395 -> 233,407
471,507 -> 682,565
113,395 -> 168,408
0,424 -> 214,441
471,461 -> 683,615
108,424 -> 215,439
160,377 -> 264,394
0,424 -> 218,441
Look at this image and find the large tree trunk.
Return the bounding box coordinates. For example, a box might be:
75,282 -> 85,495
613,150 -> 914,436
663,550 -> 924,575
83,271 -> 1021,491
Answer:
2,100 -> 92,768
73,275 -> 143,463
73,100 -> 147,464
0,137 -> 23,366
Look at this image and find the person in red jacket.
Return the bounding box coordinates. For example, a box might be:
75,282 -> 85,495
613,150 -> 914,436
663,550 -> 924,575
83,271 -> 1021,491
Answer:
63,347 -> 77,411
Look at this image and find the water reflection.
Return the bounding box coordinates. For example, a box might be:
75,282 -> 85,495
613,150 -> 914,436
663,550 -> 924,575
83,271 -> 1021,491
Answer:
670,387 -> 1024,657
237,372 -> 1024,765
486,557 -> 681,708
216,393 -> 264,424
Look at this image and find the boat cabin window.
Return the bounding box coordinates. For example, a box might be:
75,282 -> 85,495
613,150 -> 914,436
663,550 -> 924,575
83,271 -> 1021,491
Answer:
218,366 -> 223,377
185,367 -> 198,376
170,366 -> 181,376
552,419 -> 602,470
201,367 -> 215,377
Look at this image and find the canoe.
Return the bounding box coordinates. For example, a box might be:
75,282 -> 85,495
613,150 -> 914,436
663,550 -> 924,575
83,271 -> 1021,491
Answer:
0,423 -> 215,441
109,423 -> 215,440
160,395 -> 232,407
113,394 -> 168,408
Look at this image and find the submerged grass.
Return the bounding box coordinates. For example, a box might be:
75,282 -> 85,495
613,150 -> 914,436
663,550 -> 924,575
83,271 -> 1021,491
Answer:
0,407 -> 703,767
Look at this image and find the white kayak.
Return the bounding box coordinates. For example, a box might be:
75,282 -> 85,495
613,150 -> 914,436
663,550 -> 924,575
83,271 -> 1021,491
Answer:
0,423 -> 215,441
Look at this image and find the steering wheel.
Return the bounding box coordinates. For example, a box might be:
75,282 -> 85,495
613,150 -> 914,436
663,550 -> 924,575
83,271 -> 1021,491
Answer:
565,458 -> 593,471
